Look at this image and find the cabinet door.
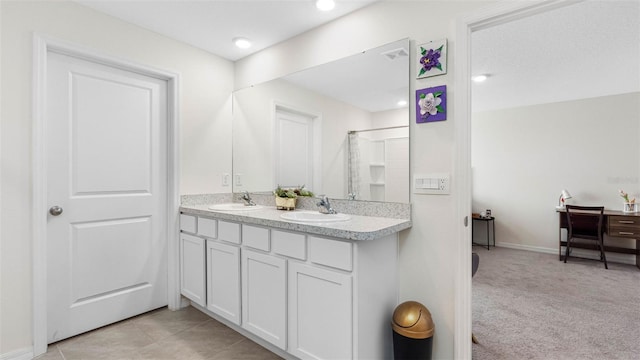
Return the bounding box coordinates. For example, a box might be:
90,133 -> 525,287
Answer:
206,240 -> 241,325
242,249 -> 287,349
180,233 -> 205,307
288,262 -> 353,360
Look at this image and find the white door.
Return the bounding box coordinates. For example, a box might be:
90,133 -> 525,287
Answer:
206,240 -> 241,325
242,249 -> 287,350
274,109 -> 314,188
46,51 -> 168,343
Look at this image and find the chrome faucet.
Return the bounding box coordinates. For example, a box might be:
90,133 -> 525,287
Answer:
316,195 -> 337,214
239,191 -> 256,206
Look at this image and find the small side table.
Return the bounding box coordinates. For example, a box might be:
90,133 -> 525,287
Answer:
472,216 -> 495,250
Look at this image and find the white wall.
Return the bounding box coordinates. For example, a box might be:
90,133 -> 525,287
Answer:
371,107 -> 410,140
472,92 -> 640,253
0,1 -> 233,355
236,2 -> 493,358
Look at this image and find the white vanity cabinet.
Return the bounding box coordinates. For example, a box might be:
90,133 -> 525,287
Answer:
288,262 -> 353,359
242,249 -> 287,349
179,233 -> 206,307
179,214 -> 205,307
286,233 -> 398,360
180,215 -> 242,324
240,224 -> 287,349
179,211 -> 400,360
206,240 -> 241,325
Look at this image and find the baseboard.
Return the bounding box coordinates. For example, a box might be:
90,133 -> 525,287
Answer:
496,241 -> 636,266
0,347 -> 33,360
496,241 -> 557,255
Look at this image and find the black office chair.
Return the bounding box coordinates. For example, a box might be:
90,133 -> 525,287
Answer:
472,252 -> 479,344
564,205 -> 608,269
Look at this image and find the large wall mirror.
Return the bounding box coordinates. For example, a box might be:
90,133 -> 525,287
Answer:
232,38 -> 410,203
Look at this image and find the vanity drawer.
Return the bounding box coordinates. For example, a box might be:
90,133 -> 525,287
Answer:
308,236 -> 353,271
272,230 -> 306,260
242,225 -> 270,251
218,221 -> 241,244
197,217 -> 217,238
180,214 -> 197,233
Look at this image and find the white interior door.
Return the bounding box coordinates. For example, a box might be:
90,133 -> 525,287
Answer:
274,109 -> 314,188
46,51 -> 168,343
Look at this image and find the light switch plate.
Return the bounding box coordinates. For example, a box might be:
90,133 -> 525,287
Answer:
414,173 -> 450,195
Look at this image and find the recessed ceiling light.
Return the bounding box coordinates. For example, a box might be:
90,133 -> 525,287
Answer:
472,74 -> 488,82
397,100 -> 408,107
316,0 -> 335,11
233,37 -> 251,49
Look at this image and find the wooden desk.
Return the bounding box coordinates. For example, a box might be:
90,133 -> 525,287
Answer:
557,208 -> 640,269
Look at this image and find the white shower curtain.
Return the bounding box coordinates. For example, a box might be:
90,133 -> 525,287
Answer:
347,132 -> 360,199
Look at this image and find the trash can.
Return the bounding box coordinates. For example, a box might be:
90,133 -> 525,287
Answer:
391,301 -> 434,360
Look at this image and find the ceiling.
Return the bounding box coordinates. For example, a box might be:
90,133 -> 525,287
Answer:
76,0 -> 376,61
472,0 -> 640,112
75,1 -> 639,112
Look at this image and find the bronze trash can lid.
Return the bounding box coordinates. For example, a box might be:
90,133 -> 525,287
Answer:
392,301 -> 435,339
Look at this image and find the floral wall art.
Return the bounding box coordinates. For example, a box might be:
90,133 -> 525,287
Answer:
417,39 -> 447,78
416,85 -> 447,123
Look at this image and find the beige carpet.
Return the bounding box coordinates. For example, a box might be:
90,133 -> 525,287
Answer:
472,246 -> 640,360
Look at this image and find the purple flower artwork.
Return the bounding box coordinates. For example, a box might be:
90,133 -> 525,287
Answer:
420,49 -> 441,73
416,85 -> 447,123
417,39 -> 447,78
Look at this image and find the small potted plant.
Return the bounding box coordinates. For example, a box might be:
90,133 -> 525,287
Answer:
273,185 -> 314,210
619,189 -> 638,213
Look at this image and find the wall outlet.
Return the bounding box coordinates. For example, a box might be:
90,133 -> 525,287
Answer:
413,173 -> 450,195
222,173 -> 230,186
235,174 -> 242,186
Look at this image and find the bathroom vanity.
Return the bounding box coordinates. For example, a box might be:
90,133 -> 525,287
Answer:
179,200 -> 411,360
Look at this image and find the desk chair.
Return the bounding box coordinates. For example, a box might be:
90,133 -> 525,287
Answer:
565,205 -> 608,269
472,252 -> 479,344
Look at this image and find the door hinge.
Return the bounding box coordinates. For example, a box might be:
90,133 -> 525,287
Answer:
464,216 -> 469,227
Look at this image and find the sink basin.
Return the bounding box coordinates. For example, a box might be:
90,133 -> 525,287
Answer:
208,203 -> 264,211
280,211 -> 351,223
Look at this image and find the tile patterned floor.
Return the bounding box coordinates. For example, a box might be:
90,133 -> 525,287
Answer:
35,306 -> 282,360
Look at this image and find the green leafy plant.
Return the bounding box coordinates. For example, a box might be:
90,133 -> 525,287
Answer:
274,185 -> 314,198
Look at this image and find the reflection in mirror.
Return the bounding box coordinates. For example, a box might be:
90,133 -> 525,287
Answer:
348,126 -> 409,203
232,39 -> 409,202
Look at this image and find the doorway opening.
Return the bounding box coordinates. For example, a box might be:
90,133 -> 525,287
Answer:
457,1 -> 639,358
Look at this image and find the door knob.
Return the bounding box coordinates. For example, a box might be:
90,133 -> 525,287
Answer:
49,206 -> 63,216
